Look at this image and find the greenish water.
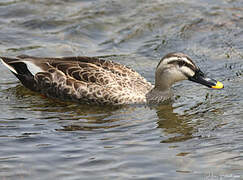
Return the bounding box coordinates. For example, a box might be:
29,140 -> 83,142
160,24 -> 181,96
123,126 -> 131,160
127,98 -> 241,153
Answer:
0,0 -> 243,179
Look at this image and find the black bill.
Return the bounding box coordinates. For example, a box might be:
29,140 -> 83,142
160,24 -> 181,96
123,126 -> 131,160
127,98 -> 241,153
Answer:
188,69 -> 223,89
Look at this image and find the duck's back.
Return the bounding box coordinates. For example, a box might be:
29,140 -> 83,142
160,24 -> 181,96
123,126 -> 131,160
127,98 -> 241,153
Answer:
1,55 -> 152,105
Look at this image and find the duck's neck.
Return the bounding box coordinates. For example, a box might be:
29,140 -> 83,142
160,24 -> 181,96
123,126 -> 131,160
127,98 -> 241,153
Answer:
145,87 -> 173,104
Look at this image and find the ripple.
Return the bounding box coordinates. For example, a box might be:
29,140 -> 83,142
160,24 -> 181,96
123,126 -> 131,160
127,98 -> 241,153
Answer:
0,0 -> 243,179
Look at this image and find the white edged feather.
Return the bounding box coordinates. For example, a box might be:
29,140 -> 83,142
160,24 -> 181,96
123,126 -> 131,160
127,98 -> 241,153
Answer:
23,61 -> 43,75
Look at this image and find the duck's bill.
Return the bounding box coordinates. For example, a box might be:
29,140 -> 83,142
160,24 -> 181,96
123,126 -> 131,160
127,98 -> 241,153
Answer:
189,70 -> 224,89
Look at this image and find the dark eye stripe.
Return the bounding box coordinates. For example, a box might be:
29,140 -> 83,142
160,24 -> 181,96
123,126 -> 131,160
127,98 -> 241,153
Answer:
167,60 -> 196,72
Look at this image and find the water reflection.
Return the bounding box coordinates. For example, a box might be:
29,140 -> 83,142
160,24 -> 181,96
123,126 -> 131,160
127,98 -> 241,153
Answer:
8,84 -> 196,141
156,104 -> 194,143
10,85 -> 136,132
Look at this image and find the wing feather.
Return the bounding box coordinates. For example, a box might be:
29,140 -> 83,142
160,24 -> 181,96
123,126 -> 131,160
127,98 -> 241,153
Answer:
1,55 -> 152,104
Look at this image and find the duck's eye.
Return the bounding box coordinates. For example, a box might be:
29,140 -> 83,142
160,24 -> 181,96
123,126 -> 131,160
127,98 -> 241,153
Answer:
178,61 -> 185,67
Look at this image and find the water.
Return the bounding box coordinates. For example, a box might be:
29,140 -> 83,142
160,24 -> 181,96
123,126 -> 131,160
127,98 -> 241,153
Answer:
0,0 -> 243,179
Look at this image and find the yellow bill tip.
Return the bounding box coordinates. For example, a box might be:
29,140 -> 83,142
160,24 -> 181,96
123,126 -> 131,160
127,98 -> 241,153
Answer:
212,81 -> 224,89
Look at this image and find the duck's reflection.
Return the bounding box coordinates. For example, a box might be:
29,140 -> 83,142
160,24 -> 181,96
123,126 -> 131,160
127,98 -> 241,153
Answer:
10,85 -> 195,141
9,85 -> 125,130
155,104 -> 194,143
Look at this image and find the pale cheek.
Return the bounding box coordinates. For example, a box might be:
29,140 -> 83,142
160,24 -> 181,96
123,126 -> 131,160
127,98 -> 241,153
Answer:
180,66 -> 195,77
169,69 -> 187,82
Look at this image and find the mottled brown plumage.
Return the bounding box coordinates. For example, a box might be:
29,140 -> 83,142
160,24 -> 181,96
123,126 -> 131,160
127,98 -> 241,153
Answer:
1,55 -> 152,105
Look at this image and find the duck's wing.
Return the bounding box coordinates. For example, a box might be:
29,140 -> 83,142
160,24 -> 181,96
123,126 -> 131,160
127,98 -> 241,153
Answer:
0,55 -> 152,104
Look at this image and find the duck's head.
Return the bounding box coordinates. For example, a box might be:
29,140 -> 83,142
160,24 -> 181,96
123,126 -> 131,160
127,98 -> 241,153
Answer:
155,52 -> 223,90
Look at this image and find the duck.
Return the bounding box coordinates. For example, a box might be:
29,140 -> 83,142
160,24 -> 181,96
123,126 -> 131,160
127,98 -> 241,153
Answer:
0,52 -> 223,105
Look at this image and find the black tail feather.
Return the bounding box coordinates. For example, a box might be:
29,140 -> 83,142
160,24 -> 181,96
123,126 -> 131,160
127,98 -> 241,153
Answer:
1,57 -> 36,91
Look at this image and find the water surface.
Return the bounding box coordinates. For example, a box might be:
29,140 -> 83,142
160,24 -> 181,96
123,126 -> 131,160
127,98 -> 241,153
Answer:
0,0 -> 243,179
